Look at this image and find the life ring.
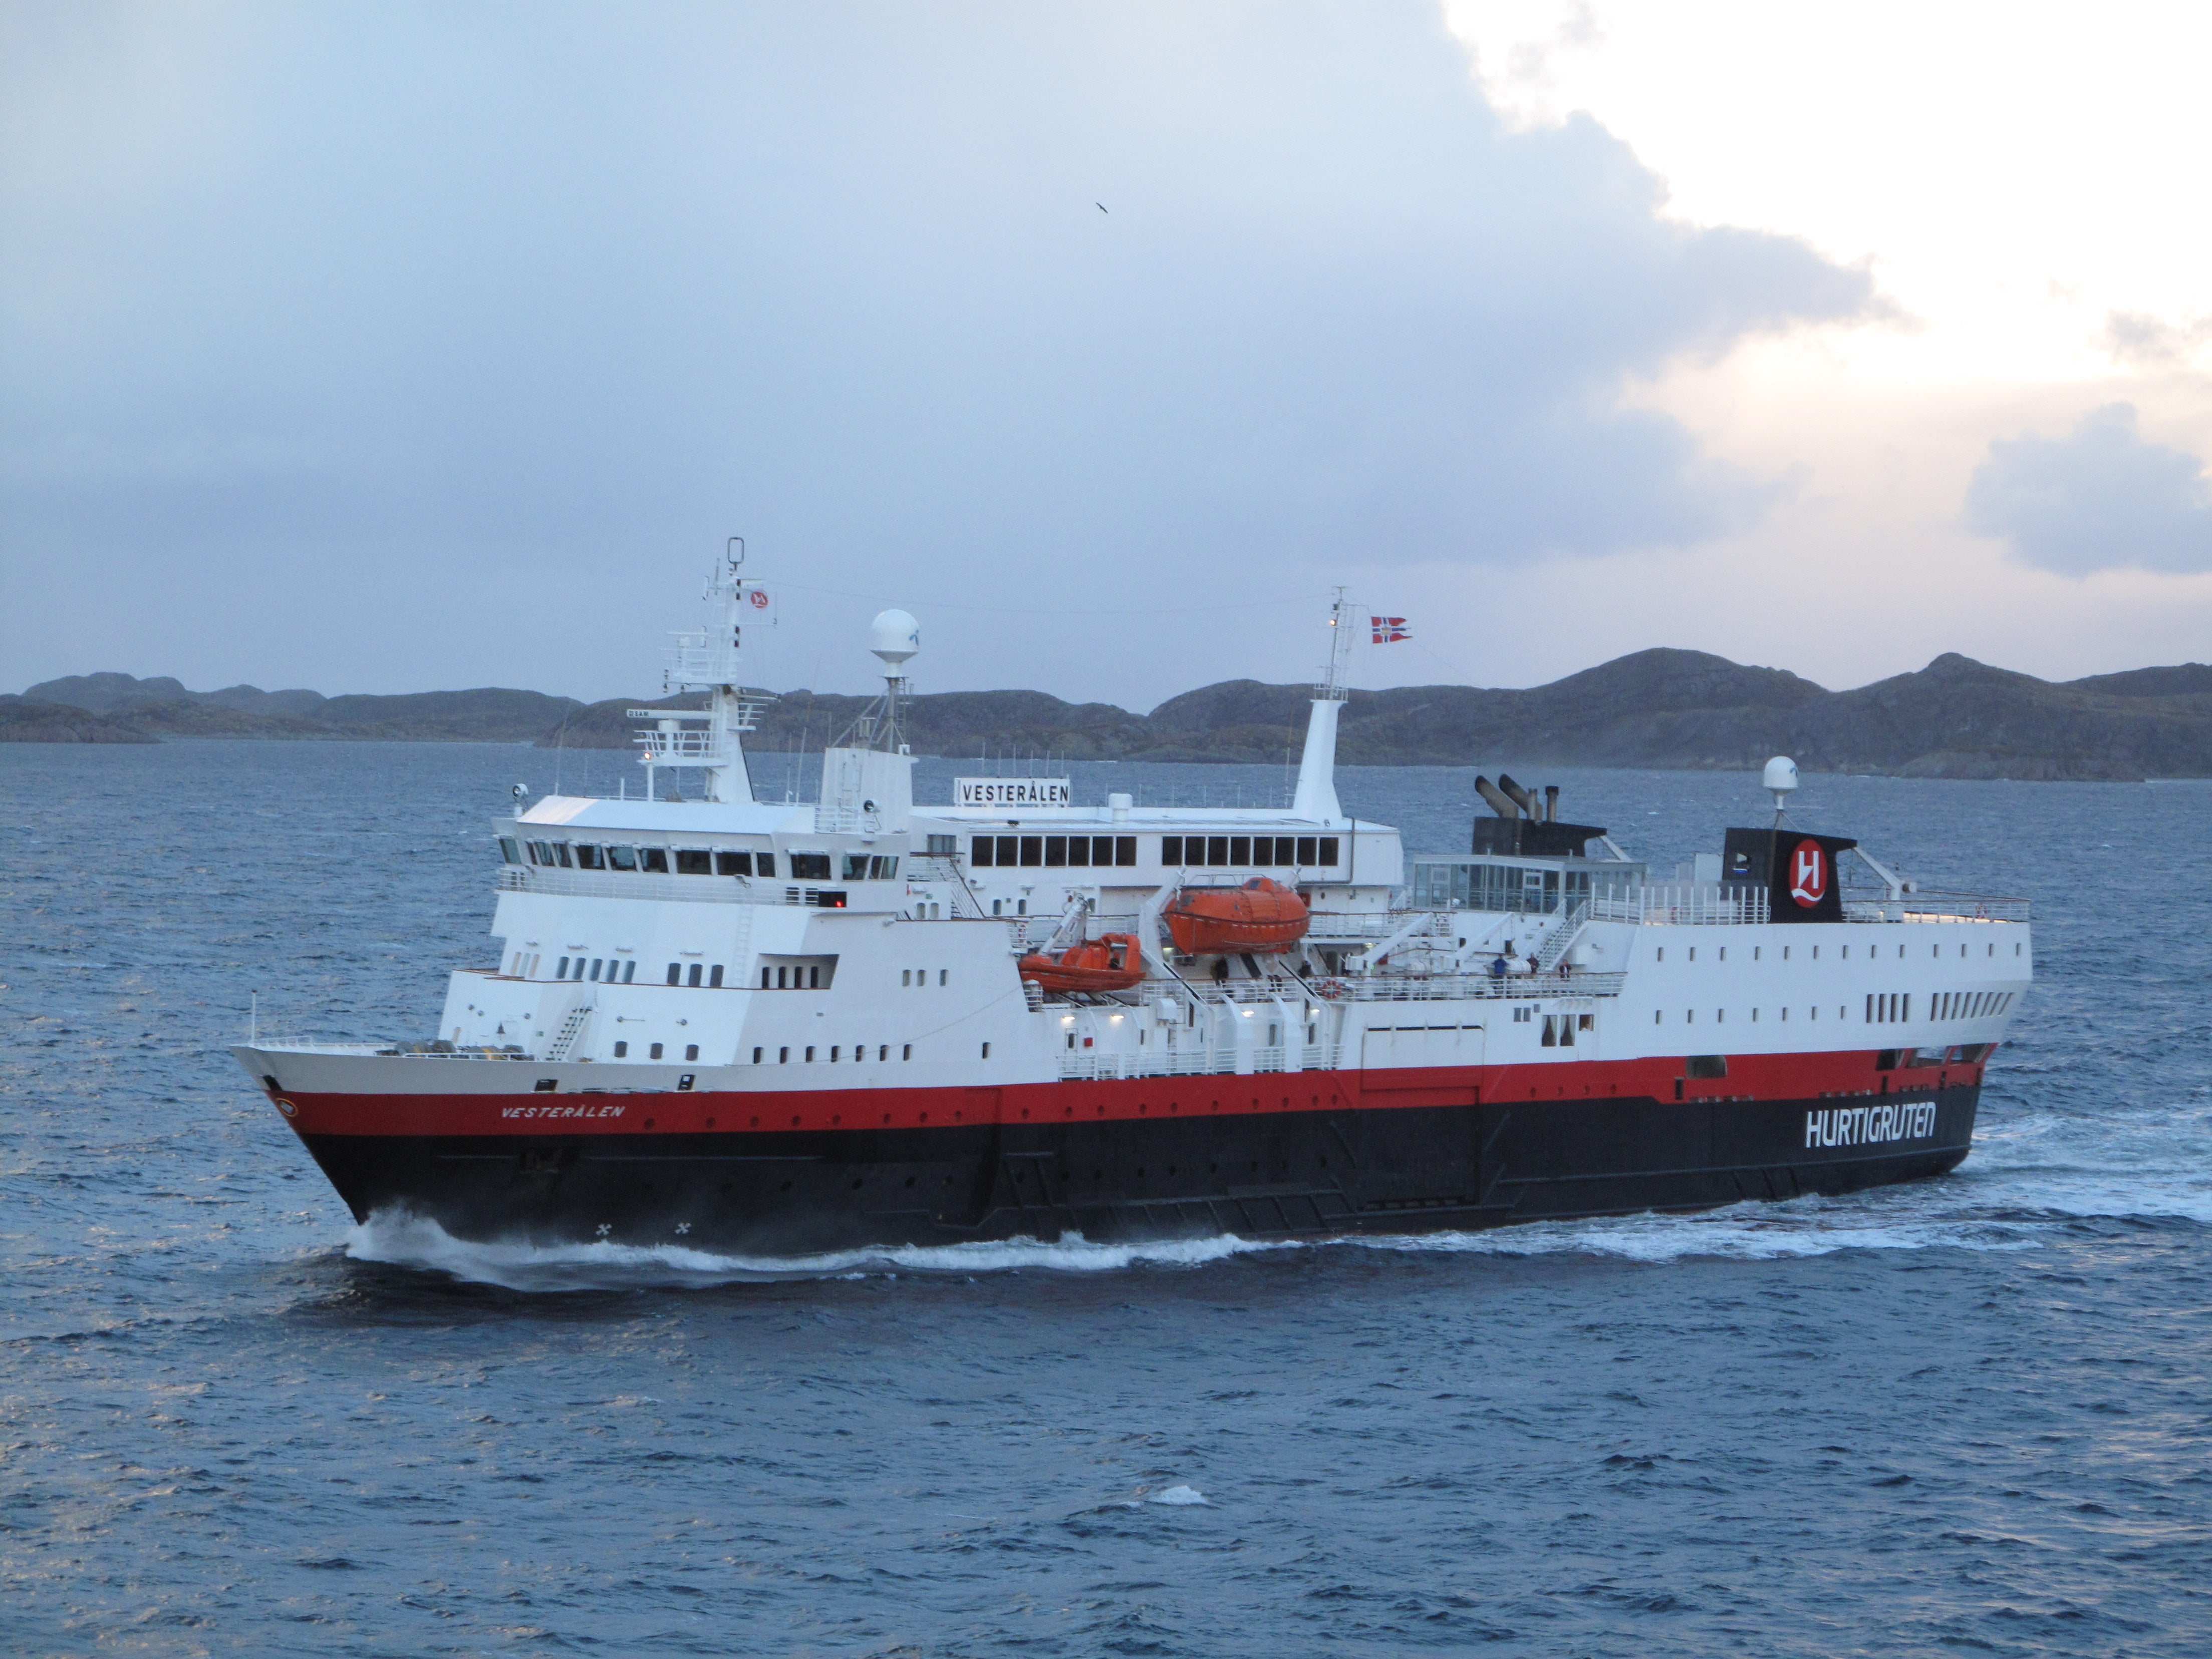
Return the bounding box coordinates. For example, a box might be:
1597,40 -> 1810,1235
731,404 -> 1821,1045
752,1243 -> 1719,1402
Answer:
1315,979 -> 1349,1001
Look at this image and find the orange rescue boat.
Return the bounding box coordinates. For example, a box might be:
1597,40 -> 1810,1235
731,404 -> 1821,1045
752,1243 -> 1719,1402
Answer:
1164,877 -> 1310,955
1016,932 -> 1146,995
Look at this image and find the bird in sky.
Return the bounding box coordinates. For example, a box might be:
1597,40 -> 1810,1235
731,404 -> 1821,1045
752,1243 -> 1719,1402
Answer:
1096,202 -> 1108,212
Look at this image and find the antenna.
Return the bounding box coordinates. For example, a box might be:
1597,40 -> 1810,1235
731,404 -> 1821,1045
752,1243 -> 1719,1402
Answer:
1763,755 -> 1800,825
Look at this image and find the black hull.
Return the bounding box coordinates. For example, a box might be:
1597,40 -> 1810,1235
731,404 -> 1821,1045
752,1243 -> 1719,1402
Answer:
303,1084 -> 1980,1255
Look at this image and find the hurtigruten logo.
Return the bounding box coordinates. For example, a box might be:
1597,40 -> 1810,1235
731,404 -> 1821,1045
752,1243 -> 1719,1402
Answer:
1788,838 -> 1829,908
1805,1101 -> 1934,1148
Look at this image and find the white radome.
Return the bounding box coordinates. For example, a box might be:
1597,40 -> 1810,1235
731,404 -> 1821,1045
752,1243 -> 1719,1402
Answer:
870,608 -> 920,668
1763,755 -> 1800,796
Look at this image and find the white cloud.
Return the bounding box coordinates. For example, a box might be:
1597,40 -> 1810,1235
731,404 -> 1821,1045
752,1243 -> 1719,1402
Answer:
1966,404 -> 2212,577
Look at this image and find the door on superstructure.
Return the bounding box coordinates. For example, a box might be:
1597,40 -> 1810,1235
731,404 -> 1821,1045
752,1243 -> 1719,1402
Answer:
1353,1021 -> 1486,1208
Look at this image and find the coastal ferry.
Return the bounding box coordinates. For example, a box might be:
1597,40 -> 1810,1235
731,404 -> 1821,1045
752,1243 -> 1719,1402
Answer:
235,546 -> 2032,1252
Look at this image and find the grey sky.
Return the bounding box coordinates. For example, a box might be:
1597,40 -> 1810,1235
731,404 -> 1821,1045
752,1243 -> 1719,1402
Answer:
1967,403 -> 2212,577
4,1 -> 1880,707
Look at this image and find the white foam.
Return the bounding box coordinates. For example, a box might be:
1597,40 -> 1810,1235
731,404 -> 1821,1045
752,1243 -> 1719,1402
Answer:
345,1210 -> 1283,1290
1149,1484 -> 1210,1505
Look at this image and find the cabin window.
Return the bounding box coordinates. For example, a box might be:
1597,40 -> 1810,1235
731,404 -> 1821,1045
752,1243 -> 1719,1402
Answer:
752,1047 -> 763,1063
1044,836 -> 1067,867
778,1047 -> 789,1063
1162,836 -> 1184,864
717,851 -> 751,876
687,964 -> 702,987
666,963 -> 680,985
1019,836 -> 1042,867
903,1044 -> 913,1059
902,970 -> 912,986
554,843 -> 574,868
971,835 -> 996,866
675,850 -> 713,875
576,845 -> 606,871
789,852 -> 832,880
1207,836 -> 1229,864
640,848 -> 669,873
1253,838 -> 1275,866
650,1042 -> 664,1059
755,854 -> 774,877
1066,836 -> 1090,866
981,1042 -> 991,1058
1230,836 -> 1251,864
709,965 -> 723,988
1318,837 -> 1340,866
608,846 -> 638,871
557,957 -> 571,978
805,1046 -> 815,1062
499,837 -> 522,865
685,1045 -> 699,1062
878,1045 -> 889,1061
613,1041 -> 628,1057
1296,836 -> 1318,863
831,1046 -> 841,1062
622,961 -> 635,983
589,959 -> 604,980
939,970 -> 948,985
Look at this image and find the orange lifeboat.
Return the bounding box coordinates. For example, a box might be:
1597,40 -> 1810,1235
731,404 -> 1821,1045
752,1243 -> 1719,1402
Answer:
1016,932 -> 1147,995
1164,877 -> 1310,955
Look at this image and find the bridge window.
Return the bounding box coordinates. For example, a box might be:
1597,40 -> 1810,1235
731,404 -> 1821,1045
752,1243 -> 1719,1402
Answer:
554,843 -> 574,868
576,845 -> 606,871
1019,836 -> 1042,866
673,850 -> 711,875
844,854 -> 870,881
788,852 -> 832,880
499,837 -> 522,865
717,851 -> 751,876
608,846 -> 638,871
640,848 -> 669,873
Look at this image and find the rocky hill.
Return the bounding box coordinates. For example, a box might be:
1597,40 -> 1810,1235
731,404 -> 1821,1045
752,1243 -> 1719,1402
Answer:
13,653 -> 2212,779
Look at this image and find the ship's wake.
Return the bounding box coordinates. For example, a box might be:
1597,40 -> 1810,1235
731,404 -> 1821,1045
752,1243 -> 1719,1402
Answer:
343,1210 -> 1283,1290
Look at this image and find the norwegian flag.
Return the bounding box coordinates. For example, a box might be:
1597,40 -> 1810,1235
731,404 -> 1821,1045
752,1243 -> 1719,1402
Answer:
1370,616 -> 1410,644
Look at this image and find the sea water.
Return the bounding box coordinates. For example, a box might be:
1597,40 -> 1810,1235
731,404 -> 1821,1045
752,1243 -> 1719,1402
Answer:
3,741 -> 2208,1656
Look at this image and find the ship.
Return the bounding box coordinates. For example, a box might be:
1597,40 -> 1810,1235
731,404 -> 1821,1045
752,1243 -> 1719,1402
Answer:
234,546 -> 2033,1253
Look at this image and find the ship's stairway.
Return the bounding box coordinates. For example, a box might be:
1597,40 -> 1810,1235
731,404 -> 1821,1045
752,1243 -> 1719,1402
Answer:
544,1006 -> 593,1062
1531,901 -> 1592,974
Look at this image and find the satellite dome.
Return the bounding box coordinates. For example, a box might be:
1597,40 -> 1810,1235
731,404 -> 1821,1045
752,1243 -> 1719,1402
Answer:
1762,756 -> 1800,796
870,609 -> 920,668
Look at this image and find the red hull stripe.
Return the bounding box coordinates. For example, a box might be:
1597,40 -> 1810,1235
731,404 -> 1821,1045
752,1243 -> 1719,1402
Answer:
270,1049 -> 1984,1139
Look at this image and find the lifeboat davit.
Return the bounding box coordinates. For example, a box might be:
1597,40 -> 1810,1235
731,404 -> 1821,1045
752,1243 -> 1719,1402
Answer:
1164,877 -> 1310,955
1016,932 -> 1147,995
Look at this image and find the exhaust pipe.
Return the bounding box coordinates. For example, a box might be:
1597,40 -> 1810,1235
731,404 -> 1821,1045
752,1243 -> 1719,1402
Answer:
1496,773 -> 1536,816
1475,775 -> 1520,819
1544,784 -> 1559,823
